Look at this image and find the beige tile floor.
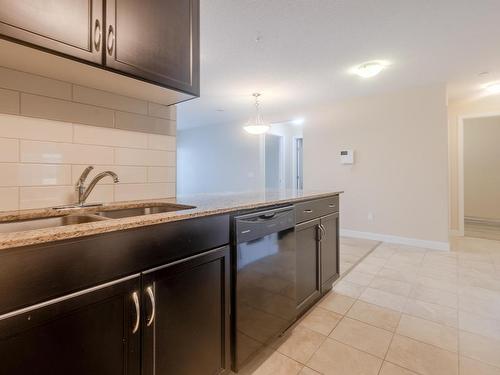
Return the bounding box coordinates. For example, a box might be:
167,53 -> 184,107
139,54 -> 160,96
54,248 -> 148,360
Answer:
236,236 -> 500,375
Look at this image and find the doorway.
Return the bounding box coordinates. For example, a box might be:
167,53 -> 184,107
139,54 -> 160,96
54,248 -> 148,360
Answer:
459,114 -> 500,240
265,134 -> 284,190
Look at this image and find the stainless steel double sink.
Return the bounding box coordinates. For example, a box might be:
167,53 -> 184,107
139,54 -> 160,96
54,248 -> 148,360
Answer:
0,203 -> 196,234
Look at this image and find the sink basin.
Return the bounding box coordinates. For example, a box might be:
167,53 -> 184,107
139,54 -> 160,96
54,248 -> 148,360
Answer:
95,203 -> 195,219
0,214 -> 107,234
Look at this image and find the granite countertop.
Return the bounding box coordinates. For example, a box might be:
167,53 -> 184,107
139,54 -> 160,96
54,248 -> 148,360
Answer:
0,190 -> 342,250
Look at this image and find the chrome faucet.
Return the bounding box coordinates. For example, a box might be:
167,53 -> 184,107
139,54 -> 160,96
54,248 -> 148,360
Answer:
76,166 -> 119,206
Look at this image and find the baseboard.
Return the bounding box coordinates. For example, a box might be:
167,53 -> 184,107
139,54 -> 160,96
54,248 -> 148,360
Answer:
449,229 -> 463,237
464,216 -> 500,226
340,229 -> 450,251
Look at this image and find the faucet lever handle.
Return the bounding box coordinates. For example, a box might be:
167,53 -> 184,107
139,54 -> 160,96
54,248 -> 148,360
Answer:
77,166 -> 94,186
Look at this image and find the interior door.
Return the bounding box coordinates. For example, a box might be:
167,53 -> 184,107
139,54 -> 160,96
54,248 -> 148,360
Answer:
0,0 -> 103,63
105,0 -> 199,95
0,275 -> 141,375
142,246 -> 230,375
320,213 -> 340,292
296,218 -> 321,315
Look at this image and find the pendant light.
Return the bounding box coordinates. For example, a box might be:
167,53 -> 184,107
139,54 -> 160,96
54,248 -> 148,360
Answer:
244,93 -> 270,135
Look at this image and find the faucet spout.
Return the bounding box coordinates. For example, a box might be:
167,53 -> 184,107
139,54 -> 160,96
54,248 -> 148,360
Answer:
75,168 -> 119,206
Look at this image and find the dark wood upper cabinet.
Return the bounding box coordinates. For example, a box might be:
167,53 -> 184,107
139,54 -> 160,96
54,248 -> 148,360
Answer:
0,275 -> 141,375
105,0 -> 200,96
0,0 -> 103,63
142,246 -> 230,375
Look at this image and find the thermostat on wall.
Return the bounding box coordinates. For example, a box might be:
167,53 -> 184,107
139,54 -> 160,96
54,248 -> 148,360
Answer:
340,150 -> 354,164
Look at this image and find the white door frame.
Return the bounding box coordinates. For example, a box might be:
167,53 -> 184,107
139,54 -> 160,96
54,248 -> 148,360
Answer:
292,136 -> 303,190
458,111 -> 500,235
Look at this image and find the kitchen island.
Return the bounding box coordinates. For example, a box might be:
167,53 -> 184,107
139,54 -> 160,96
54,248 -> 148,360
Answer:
0,190 -> 341,374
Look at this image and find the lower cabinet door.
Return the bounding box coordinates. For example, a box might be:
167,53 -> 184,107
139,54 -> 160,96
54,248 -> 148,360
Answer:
296,218 -> 321,315
320,213 -> 340,293
141,246 -> 230,375
0,275 -> 141,375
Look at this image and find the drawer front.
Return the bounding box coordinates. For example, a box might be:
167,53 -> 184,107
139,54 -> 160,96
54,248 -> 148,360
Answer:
295,195 -> 339,223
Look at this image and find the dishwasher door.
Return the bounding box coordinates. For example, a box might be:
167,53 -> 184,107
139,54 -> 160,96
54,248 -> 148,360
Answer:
233,206 -> 296,370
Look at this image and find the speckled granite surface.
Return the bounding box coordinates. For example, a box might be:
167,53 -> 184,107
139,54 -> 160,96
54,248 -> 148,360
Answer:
0,190 -> 342,250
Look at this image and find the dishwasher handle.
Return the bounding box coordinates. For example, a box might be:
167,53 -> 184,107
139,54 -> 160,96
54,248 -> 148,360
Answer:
235,206 -> 295,243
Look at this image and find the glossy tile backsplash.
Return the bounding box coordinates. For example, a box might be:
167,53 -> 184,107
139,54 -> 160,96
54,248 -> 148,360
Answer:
0,67 -> 177,211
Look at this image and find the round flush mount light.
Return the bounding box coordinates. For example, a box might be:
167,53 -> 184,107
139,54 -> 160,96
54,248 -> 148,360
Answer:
351,60 -> 390,78
484,82 -> 500,94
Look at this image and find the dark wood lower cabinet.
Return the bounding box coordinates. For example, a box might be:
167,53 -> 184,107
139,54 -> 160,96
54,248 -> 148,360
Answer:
296,218 -> 321,315
320,213 -> 340,293
0,275 -> 141,375
142,246 -> 231,375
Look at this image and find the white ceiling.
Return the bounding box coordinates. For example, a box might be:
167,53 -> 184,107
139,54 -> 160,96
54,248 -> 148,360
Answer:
177,0 -> 500,129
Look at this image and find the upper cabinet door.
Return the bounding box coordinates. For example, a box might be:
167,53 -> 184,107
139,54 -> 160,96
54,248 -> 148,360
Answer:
0,0 -> 103,63
105,0 -> 200,96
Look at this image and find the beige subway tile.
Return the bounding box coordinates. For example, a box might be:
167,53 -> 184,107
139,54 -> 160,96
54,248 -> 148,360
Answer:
0,138 -> 19,162
147,134 -> 176,151
72,165 -> 147,185
73,85 -> 148,115
148,102 -> 176,120
0,88 -> 19,114
0,67 -> 71,99
0,164 -> 19,186
20,186 -> 74,209
115,148 -> 175,166
115,111 -> 176,135
0,187 -> 19,211
20,140 -> 114,165
73,125 -> 148,149
0,113 -> 73,142
21,93 -> 114,128
84,184 -> 114,204
114,183 -> 175,201
147,167 -> 176,183
19,164 -> 71,186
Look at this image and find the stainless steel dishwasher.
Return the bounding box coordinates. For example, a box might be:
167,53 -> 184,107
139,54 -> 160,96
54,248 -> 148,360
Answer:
232,206 -> 296,371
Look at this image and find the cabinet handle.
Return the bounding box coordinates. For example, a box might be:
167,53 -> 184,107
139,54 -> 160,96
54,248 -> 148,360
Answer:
316,224 -> 322,241
146,286 -> 156,327
131,291 -> 140,334
319,224 -> 326,239
93,19 -> 101,52
328,204 -> 336,208
106,25 -> 115,55
304,209 -> 313,214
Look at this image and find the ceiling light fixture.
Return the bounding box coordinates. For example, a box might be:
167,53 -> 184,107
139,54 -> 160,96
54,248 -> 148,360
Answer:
244,93 -> 270,135
484,82 -> 500,94
351,60 -> 390,78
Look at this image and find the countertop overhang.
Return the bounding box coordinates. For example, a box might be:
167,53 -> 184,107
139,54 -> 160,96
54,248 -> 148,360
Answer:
0,190 -> 342,250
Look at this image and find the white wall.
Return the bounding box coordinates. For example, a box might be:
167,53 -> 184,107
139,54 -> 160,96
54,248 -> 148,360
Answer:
464,116 -> 500,220
304,84 -> 449,245
177,122 -> 303,195
177,123 -> 265,195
